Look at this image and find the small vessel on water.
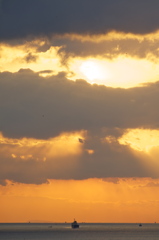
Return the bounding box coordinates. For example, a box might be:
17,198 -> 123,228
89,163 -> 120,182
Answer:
71,219 -> 79,229
139,224 -> 142,227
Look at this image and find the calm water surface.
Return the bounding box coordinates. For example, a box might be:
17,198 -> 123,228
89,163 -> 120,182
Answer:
0,223 -> 159,240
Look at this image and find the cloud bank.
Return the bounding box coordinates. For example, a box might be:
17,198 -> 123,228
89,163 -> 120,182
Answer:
1,0 -> 159,41
0,69 -> 159,184
0,69 -> 159,139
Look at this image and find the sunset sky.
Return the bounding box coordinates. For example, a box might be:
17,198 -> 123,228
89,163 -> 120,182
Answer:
1,0 -> 159,223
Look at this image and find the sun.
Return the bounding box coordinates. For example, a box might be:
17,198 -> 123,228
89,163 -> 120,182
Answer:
80,60 -> 109,83
70,55 -> 159,88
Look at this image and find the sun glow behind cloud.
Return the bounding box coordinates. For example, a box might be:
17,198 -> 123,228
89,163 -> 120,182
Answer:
1,31 -> 159,88
79,60 -> 110,83
70,56 -> 159,88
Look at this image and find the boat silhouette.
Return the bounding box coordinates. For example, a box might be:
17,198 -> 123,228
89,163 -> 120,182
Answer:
71,219 -> 79,229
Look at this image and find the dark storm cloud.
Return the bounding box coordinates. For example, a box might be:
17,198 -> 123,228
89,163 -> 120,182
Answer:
0,69 -> 159,140
1,0 -> 159,41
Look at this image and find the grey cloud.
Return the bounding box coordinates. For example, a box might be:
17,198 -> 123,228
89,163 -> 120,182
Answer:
0,69 -> 159,140
38,70 -> 54,74
55,37 -> 159,61
1,0 -> 159,41
7,34 -> 159,65
75,134 -> 151,179
24,52 -> 38,63
0,132 -> 155,185
101,178 -> 120,184
1,69 -> 159,184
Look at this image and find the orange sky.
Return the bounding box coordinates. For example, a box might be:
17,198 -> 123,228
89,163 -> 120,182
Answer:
1,178 -> 159,223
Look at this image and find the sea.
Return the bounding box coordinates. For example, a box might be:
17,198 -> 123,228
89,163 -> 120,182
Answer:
0,223 -> 159,240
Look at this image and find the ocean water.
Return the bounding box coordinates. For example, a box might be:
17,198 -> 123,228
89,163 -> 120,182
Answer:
0,223 -> 159,240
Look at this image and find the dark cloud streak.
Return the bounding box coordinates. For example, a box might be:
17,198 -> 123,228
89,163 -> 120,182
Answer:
55,37 -> 159,60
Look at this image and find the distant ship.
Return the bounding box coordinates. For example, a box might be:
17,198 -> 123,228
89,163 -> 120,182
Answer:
139,224 -> 142,227
71,219 -> 79,229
